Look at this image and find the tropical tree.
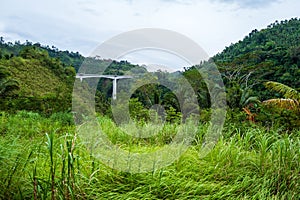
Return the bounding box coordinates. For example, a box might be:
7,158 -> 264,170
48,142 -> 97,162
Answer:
223,69 -> 260,109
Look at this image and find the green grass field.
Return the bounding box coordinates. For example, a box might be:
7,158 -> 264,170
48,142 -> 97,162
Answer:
0,111 -> 299,199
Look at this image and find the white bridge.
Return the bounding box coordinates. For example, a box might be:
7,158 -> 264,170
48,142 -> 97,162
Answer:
76,73 -> 133,100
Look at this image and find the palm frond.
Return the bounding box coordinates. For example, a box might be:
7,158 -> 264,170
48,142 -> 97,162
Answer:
264,81 -> 300,101
263,98 -> 299,110
243,96 -> 261,106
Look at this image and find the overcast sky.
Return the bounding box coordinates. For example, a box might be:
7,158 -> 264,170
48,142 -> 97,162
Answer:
0,0 -> 299,63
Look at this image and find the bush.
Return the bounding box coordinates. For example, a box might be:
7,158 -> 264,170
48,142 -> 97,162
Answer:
49,112 -> 74,126
256,105 -> 300,131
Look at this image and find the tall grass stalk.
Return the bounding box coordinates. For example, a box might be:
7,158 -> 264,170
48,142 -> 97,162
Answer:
46,132 -> 55,200
0,111 -> 299,199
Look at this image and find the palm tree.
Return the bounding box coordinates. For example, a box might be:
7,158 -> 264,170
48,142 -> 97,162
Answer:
263,81 -> 300,111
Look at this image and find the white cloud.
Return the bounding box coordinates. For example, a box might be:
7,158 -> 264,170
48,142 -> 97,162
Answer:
212,0 -> 280,8
117,49 -> 191,72
0,0 -> 299,60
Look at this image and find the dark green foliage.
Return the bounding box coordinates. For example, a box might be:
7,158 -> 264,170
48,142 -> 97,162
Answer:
183,67 -> 211,109
256,104 -> 300,131
213,18 -> 300,100
49,112 -> 74,126
0,65 -> 19,99
129,98 -> 150,122
166,106 -> 182,124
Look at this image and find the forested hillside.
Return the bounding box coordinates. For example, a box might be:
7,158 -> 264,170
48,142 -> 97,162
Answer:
212,18 -> 300,100
0,18 -> 299,126
0,40 -> 148,115
181,18 -> 300,128
0,45 -> 75,113
0,39 -> 84,71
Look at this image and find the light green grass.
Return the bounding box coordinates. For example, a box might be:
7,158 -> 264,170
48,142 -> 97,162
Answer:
0,111 -> 299,199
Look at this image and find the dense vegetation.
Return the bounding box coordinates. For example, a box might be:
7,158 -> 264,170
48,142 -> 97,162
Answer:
0,18 -> 299,199
213,18 -> 300,100
0,112 -> 299,199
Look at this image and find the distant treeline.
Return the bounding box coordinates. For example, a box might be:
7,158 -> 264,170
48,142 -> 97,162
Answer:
0,18 -> 299,129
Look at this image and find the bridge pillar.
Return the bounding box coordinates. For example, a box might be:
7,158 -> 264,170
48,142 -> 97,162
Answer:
112,78 -> 117,100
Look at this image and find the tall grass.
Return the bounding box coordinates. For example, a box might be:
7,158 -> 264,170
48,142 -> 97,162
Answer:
0,111 -> 299,199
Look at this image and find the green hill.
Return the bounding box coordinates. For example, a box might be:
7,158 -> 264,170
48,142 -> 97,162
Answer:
0,39 -> 84,71
0,46 -> 75,114
0,41 -> 146,115
211,18 -> 300,101
4,58 -> 69,97
1,18 -> 300,116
